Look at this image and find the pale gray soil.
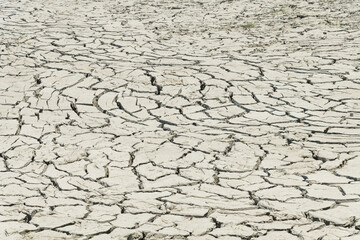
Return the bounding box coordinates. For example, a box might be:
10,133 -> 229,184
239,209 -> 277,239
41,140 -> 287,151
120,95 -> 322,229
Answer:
0,0 -> 360,239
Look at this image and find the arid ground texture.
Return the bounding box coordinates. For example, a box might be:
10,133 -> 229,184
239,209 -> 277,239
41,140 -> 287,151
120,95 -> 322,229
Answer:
0,0 -> 360,239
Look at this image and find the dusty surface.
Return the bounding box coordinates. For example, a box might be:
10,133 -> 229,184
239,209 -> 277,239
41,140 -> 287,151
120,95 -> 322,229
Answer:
0,0 -> 360,239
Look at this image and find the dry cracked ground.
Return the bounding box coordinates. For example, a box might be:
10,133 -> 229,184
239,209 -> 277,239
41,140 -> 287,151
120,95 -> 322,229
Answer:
0,0 -> 360,239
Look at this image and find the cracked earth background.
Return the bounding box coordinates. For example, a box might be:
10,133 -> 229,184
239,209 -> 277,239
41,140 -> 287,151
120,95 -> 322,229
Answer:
0,0 -> 360,239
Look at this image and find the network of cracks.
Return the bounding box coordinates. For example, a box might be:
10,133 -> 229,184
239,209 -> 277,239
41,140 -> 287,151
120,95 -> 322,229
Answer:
0,0 -> 360,239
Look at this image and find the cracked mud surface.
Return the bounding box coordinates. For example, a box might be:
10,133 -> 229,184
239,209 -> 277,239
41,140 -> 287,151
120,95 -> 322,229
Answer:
1,0 -> 360,239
